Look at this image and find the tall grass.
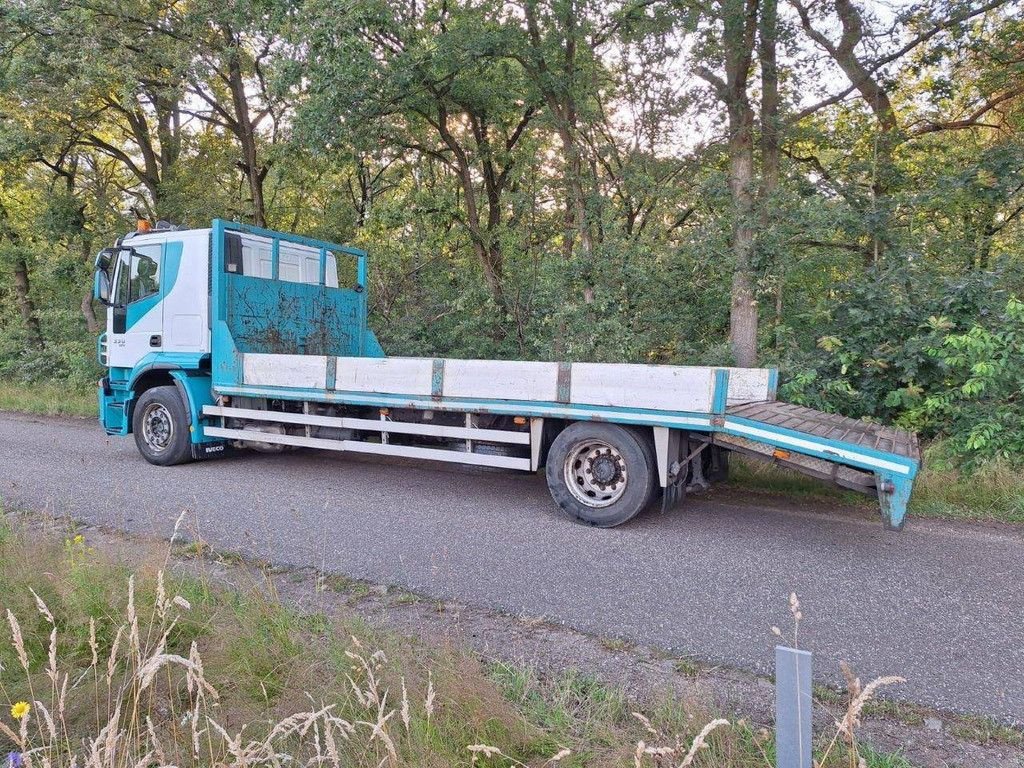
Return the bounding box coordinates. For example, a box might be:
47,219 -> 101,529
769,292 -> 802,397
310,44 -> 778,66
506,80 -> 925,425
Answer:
0,381 -> 97,418
910,446 -> 1024,523
727,450 -> 1024,525
0,519 -> 914,767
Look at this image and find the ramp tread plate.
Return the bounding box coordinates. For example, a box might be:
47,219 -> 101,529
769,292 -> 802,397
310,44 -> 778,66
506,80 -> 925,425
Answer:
727,401 -> 918,460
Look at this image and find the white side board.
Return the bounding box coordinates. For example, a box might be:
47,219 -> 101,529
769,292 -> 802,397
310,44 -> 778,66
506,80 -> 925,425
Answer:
571,363 -> 714,412
239,353 -> 775,412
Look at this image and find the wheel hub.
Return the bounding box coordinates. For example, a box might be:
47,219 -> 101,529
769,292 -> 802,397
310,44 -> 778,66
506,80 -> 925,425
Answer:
141,403 -> 173,453
563,440 -> 628,508
590,454 -> 620,485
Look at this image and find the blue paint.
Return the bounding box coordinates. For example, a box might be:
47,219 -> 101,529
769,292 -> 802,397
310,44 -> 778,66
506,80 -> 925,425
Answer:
98,380 -> 130,435
431,359 -> 445,397
211,219 -> 378,379
724,413 -> 919,477
169,370 -> 220,444
325,356 -> 337,390
767,368 -> 779,399
125,291 -> 161,329
224,273 -> 363,355
212,320 -> 243,389
127,351 -> 207,391
877,473 -> 913,530
712,369 -> 730,415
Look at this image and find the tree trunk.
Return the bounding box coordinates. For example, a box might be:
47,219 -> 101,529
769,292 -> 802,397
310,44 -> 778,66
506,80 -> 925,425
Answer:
226,35 -> 268,227
81,292 -> 100,334
13,255 -> 44,347
759,0 -> 782,347
720,0 -> 761,367
728,107 -> 759,368
758,0 -> 780,199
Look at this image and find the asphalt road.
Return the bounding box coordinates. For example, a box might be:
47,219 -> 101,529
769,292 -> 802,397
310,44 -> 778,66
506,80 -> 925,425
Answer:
1,411 -> 1021,722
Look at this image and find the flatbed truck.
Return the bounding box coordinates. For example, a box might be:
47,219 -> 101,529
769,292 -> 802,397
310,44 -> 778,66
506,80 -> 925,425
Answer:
93,220 -> 920,529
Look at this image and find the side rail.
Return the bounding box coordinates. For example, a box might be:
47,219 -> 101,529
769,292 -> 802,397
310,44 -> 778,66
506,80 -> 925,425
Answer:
201,404 -> 545,472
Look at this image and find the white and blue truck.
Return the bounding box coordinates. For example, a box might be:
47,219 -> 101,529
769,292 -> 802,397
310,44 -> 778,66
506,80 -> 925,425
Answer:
93,220 -> 920,529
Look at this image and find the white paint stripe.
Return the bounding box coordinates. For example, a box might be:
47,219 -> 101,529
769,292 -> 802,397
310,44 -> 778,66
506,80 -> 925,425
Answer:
203,426 -> 531,470
203,405 -> 530,444
725,420 -> 912,475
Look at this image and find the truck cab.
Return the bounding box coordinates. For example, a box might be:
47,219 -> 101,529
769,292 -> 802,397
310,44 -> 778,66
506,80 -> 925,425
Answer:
93,222 -> 349,441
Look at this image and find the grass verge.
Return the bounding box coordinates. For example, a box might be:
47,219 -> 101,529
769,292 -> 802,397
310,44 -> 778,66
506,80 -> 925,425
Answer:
0,516 -> 917,767
0,380 -> 97,418
726,449 -> 1024,525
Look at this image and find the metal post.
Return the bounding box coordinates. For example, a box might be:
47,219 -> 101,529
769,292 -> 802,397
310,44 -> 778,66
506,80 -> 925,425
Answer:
775,646 -> 812,768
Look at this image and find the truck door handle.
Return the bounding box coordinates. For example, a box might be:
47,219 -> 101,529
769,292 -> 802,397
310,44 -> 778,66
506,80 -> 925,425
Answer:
149,335 -> 162,347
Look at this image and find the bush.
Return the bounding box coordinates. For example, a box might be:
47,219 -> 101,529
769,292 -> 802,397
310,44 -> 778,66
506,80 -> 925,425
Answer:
904,298 -> 1024,467
780,265 -> 1024,469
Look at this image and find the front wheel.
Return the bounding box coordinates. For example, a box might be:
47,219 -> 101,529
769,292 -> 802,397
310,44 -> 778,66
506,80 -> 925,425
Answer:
132,386 -> 192,466
545,422 -> 657,527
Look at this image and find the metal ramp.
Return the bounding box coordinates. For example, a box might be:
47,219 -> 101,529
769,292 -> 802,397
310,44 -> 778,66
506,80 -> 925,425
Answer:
727,401 -> 920,461
714,401 -> 920,530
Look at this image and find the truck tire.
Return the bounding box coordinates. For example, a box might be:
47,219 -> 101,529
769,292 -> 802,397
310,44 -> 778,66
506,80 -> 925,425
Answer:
546,422 -> 657,527
132,386 -> 192,466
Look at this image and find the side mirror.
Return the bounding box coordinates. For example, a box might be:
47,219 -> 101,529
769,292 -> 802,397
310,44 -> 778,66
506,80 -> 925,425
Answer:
94,269 -> 112,305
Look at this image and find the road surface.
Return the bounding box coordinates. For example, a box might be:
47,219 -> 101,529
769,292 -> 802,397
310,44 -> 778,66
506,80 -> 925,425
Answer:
1,411 -> 1021,722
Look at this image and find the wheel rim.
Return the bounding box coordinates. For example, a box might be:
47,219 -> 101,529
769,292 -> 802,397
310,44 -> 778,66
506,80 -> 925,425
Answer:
563,439 -> 628,508
141,402 -> 174,453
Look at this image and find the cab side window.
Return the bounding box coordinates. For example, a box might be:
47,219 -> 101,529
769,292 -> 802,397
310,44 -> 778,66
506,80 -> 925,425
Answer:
129,245 -> 162,302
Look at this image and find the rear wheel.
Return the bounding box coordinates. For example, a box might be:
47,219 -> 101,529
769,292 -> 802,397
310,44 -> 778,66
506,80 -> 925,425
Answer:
132,386 -> 192,466
545,422 -> 657,527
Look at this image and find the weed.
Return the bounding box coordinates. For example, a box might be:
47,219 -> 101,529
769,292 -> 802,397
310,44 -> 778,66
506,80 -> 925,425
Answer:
948,715 -> 1024,746
673,657 -> 702,678
0,519 -> 927,768
0,381 -> 97,418
599,637 -> 634,653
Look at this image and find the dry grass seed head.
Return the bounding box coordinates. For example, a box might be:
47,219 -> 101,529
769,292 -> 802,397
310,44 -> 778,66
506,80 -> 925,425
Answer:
679,718 -> 730,767
30,588 -> 55,624
7,609 -> 30,672
632,712 -> 659,737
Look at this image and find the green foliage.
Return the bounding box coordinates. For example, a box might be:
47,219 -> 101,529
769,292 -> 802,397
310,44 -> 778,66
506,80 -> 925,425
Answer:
906,298 -> 1024,466
780,266 -> 1020,435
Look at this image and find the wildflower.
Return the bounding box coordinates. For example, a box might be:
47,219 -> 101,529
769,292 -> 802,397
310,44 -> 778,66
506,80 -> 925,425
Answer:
9,702 -> 30,720
7,753 -> 23,768
74,534 -> 85,545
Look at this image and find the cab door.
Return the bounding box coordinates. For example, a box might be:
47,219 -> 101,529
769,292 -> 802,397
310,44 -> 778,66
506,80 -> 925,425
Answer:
107,241 -> 166,370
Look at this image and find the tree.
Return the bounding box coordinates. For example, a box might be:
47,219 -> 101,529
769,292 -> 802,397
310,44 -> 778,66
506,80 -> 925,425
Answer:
298,0 -> 539,310
696,0 -> 761,367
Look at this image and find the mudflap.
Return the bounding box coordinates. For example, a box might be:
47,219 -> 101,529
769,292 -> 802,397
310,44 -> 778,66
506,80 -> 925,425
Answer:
191,441 -> 230,461
661,470 -> 687,512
